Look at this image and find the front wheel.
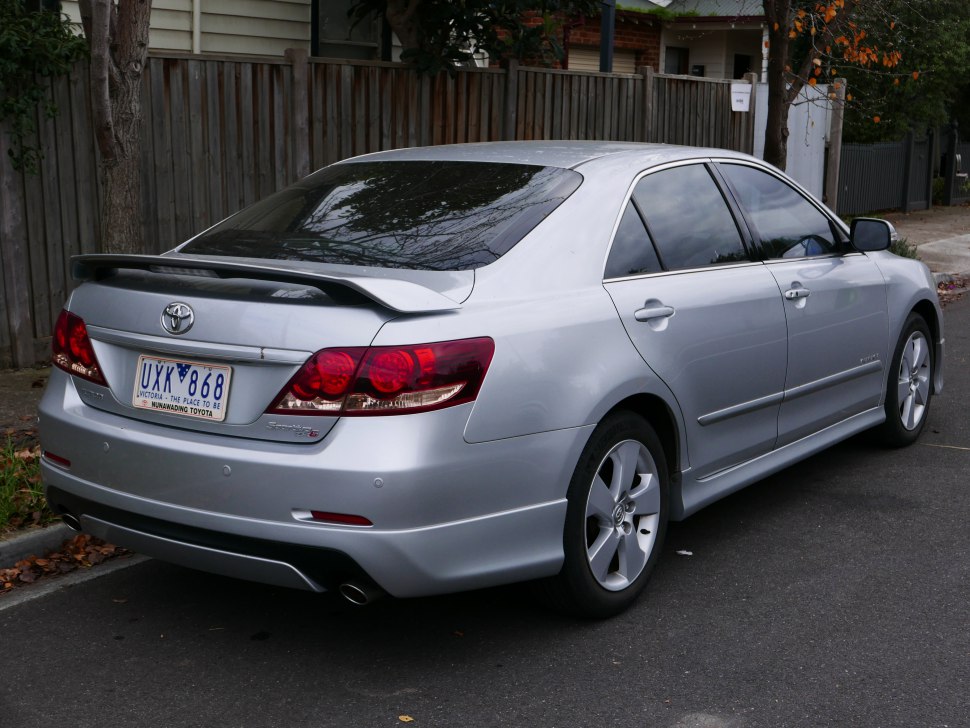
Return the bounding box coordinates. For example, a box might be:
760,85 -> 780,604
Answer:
539,412 -> 669,618
878,313 -> 933,447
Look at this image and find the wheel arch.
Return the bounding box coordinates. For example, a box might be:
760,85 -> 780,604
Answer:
602,394 -> 684,509
910,297 -> 944,395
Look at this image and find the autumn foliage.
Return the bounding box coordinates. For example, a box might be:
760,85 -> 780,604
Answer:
762,0 -> 907,168
0,533 -> 129,592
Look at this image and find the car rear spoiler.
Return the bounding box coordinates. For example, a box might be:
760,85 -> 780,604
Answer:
71,254 -> 462,314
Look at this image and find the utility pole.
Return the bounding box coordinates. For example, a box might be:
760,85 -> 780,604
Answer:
599,0 -> 615,72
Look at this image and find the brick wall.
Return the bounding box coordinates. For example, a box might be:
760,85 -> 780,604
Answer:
495,10 -> 661,71
565,10 -> 661,70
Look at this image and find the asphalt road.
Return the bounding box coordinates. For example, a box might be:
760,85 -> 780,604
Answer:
2,296 -> 968,728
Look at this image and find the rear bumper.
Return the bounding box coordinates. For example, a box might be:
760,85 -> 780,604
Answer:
39,369 -> 590,597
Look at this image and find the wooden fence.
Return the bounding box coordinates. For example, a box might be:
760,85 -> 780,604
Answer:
0,53 -> 759,366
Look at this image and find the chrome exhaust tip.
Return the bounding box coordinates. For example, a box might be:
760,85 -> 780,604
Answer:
61,513 -> 82,532
338,580 -> 385,606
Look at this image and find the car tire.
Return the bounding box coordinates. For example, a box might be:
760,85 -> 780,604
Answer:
538,411 -> 669,618
878,313 -> 933,447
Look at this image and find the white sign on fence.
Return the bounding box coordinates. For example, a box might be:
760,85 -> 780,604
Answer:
730,83 -> 752,112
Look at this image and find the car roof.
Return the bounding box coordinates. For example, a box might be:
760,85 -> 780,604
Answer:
339,140 -> 755,170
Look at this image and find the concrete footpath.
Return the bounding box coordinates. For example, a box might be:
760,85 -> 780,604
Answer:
1,203 -> 969,573
884,203 -> 970,278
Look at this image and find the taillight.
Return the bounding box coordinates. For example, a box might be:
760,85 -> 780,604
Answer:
268,337 -> 494,416
52,310 -> 108,386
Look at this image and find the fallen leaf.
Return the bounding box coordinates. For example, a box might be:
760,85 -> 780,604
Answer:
398,717 -> 415,723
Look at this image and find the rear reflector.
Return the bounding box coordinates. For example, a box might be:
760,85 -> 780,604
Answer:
308,511 -> 373,527
52,310 -> 108,386
268,337 -> 494,417
43,451 -> 71,469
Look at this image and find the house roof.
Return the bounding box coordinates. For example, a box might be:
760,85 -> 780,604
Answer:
663,0 -> 764,18
616,0 -> 667,10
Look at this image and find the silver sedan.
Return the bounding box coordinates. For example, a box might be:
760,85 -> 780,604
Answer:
39,142 -> 943,617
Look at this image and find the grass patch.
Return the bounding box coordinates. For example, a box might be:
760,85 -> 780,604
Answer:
0,439 -> 55,535
890,236 -> 920,259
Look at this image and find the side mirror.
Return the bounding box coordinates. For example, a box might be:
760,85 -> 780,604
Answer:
850,218 -> 897,252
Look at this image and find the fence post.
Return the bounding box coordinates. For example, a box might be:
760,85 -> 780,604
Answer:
824,78 -> 846,213
285,48 -> 310,182
419,72 -> 432,147
924,129 -> 935,209
743,71 -> 759,155
0,143 -> 35,368
901,129 -> 915,213
942,122 -> 959,206
638,66 -> 654,143
502,59 -> 519,141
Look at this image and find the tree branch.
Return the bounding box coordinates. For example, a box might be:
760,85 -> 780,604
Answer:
87,0 -> 117,161
77,0 -> 93,40
786,0 -> 859,106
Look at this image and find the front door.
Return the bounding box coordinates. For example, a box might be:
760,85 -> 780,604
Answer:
717,162 -> 890,447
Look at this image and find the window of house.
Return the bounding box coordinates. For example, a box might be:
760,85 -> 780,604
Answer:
719,164 -> 838,259
568,47 -> 637,74
314,0 -> 382,60
21,0 -> 60,10
632,165 -> 748,270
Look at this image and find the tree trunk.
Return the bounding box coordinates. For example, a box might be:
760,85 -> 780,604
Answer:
99,58 -> 145,252
763,0 -> 791,170
79,0 -> 151,253
100,150 -> 142,254
384,0 -> 420,52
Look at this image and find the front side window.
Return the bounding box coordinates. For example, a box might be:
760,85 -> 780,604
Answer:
181,161 -> 582,271
719,163 -> 838,259
632,165 -> 749,271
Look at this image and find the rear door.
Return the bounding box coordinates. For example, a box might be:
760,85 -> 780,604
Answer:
717,162 -> 890,447
604,162 -> 789,479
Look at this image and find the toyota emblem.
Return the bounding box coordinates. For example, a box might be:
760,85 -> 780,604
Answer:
161,302 -> 195,335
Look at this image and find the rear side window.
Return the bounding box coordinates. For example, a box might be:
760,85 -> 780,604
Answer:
632,165 -> 748,270
181,161 -> 583,271
719,163 -> 837,259
604,203 -> 663,279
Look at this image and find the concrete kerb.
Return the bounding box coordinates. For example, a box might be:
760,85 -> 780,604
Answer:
0,523 -> 72,569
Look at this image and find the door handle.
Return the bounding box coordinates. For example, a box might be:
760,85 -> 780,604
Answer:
784,288 -> 811,300
634,304 -> 675,322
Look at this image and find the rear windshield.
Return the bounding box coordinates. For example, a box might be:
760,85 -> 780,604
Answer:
180,160 -> 582,271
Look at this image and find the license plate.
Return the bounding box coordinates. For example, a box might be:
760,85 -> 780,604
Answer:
132,355 -> 232,422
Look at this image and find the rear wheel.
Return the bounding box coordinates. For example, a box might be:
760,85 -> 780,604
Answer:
879,313 -> 933,447
540,412 -> 669,618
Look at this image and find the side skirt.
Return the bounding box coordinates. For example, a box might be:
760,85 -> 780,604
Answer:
670,407 -> 885,521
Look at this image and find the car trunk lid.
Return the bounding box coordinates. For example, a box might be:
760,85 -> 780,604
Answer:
62,255 -> 471,443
